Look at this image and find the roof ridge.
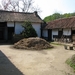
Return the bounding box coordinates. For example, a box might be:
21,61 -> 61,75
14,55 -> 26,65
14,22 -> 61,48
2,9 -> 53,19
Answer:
0,10 -> 43,23
45,16 -> 75,29
0,10 -> 34,14
47,16 -> 75,23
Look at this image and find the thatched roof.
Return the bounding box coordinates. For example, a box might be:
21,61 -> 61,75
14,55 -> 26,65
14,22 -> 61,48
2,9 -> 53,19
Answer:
0,10 -> 43,23
45,17 -> 75,29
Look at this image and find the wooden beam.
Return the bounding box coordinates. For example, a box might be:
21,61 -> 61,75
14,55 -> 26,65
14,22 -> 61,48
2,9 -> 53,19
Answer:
14,22 -> 15,34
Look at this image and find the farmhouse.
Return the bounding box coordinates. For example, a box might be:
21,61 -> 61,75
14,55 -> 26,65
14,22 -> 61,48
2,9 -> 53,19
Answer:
0,10 -> 43,41
43,17 -> 75,42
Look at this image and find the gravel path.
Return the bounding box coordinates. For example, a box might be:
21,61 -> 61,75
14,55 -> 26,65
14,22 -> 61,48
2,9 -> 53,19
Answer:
0,44 -> 75,75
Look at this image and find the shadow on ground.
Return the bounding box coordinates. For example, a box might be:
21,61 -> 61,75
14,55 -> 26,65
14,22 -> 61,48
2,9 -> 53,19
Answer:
0,50 -> 24,75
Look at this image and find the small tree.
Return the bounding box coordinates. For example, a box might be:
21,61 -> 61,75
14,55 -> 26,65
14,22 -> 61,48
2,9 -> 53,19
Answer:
21,21 -> 37,38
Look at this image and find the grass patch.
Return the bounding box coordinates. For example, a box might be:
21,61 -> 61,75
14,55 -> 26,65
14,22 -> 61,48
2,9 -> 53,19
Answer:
46,46 -> 54,50
50,42 -> 63,46
66,58 -> 75,72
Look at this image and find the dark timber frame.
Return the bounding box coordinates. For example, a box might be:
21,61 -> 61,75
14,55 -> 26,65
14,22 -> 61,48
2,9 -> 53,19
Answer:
0,22 -> 15,41
58,29 -> 63,38
0,22 -> 7,40
48,29 -> 52,41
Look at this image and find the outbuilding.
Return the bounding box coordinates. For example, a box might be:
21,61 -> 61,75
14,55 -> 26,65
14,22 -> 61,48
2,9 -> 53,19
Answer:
43,17 -> 75,42
0,10 -> 43,41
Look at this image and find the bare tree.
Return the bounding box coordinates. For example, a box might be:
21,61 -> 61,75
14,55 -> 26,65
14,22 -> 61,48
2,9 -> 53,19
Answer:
9,0 -> 19,11
2,0 -> 11,10
1,0 -> 41,13
19,0 -> 33,12
19,0 -> 41,13
31,5 -> 41,13
0,4 -> 2,10
1,0 -> 19,11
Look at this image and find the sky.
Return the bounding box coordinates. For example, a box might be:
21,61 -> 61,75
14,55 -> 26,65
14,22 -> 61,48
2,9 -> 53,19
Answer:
0,0 -> 75,19
34,0 -> 75,19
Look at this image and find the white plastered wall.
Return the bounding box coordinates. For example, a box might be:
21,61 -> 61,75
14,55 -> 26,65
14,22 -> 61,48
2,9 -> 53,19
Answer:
15,22 -> 24,34
7,22 -> 14,27
52,29 -> 58,40
63,29 -> 71,35
32,23 -> 41,37
15,22 -> 41,37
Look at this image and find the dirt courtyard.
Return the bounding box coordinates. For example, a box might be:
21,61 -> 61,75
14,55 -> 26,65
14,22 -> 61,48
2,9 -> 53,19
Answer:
0,44 -> 75,75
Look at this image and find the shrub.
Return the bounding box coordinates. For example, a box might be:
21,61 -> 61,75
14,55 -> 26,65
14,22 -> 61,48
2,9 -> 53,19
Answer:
21,21 -> 37,38
66,54 -> 75,72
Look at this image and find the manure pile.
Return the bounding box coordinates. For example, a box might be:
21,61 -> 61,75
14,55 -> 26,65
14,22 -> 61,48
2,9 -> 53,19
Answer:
14,37 -> 53,50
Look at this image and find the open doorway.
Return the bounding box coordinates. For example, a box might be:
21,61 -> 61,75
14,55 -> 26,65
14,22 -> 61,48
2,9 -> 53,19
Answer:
0,29 -> 4,40
58,30 -> 63,38
8,27 -> 14,40
72,30 -> 75,34
0,22 -> 7,40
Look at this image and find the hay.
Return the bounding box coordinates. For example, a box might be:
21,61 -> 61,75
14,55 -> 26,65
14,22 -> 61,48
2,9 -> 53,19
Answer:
13,37 -> 53,50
